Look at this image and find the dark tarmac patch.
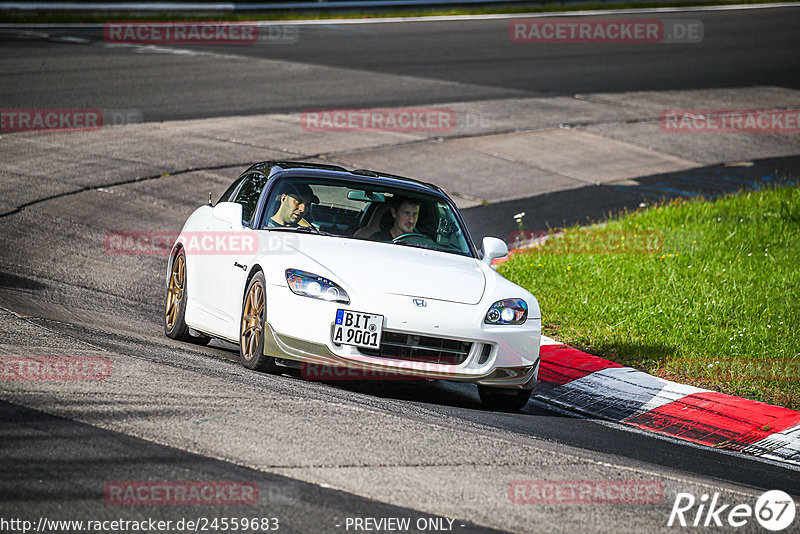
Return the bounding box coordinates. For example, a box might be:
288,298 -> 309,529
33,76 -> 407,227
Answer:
462,155 -> 800,243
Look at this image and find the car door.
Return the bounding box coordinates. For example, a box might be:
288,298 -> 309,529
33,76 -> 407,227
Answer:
195,172 -> 267,340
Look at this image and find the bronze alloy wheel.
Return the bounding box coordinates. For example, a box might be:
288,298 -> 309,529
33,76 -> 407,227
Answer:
165,253 -> 185,331
164,249 -> 210,344
241,278 -> 264,362
239,271 -> 278,372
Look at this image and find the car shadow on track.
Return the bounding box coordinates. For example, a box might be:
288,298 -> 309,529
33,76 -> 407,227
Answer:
281,368 -> 569,416
209,339 -> 571,414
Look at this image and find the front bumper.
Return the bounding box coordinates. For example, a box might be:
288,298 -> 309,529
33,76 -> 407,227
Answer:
263,285 -> 541,387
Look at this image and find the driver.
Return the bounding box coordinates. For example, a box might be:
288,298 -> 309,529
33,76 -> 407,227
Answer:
267,183 -> 319,227
370,196 -> 420,242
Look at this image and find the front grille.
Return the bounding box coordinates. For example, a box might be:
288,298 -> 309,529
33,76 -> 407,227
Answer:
360,331 -> 472,365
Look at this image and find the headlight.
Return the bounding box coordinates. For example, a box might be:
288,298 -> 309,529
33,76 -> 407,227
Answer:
285,269 -> 350,304
484,298 -> 527,325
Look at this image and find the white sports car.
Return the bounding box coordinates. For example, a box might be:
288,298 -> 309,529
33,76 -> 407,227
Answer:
165,162 -> 541,409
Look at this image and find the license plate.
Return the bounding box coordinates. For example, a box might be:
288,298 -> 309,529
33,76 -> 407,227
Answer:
333,309 -> 383,349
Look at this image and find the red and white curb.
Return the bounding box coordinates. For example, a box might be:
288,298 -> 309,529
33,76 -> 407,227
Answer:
535,335 -> 800,467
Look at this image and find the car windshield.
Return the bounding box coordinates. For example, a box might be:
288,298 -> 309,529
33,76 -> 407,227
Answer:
259,176 -> 474,257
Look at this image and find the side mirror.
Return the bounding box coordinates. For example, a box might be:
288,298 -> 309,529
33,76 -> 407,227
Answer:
481,236 -> 508,264
212,202 -> 244,230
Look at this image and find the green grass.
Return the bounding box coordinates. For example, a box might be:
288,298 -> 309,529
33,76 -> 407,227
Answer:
499,185 -> 800,410
1,0 -> 797,24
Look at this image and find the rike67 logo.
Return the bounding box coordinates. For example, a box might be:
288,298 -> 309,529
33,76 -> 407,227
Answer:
668,490 -> 796,531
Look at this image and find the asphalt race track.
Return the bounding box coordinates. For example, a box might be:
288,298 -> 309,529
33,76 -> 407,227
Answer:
1,5 -> 800,533
2,8 -> 799,119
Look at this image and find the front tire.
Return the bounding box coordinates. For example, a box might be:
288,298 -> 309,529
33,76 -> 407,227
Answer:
239,271 -> 279,373
165,249 -> 210,345
478,385 -> 532,410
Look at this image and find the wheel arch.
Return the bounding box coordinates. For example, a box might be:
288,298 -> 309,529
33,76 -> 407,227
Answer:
242,263 -> 265,307
165,242 -> 184,286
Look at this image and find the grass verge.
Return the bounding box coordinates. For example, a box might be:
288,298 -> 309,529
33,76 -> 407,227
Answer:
498,185 -> 800,410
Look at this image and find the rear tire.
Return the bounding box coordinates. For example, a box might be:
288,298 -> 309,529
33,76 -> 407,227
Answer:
164,249 -> 210,345
478,385 -> 532,410
239,271 -> 280,373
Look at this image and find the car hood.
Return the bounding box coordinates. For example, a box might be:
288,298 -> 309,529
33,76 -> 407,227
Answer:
281,234 -> 486,305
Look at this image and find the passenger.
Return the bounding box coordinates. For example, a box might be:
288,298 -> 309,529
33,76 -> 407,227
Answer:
370,196 -> 421,242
